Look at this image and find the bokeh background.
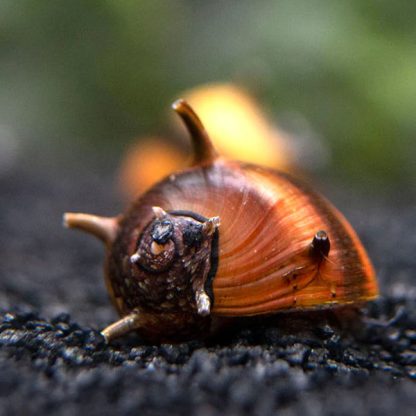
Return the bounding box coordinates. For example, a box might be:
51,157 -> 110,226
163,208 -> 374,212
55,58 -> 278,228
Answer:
1,0 -> 415,188
1,4 -> 416,414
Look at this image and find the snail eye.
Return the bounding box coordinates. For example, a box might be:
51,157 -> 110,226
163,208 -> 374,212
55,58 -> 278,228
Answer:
183,222 -> 203,248
151,219 -> 173,244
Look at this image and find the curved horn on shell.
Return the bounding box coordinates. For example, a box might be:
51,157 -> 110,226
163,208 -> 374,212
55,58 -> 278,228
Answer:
172,99 -> 218,166
63,213 -> 119,246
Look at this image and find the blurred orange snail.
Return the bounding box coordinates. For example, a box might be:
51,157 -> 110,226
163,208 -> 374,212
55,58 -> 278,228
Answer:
64,99 -> 378,343
119,83 -> 296,198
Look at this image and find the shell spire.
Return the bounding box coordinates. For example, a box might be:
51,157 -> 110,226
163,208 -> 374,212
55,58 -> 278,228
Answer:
172,99 -> 218,166
63,213 -> 119,246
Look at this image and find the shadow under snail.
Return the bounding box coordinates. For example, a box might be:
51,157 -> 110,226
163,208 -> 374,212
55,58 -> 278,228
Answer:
64,99 -> 378,343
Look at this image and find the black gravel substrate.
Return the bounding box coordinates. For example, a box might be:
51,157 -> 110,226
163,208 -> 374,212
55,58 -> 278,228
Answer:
1,149 -> 415,416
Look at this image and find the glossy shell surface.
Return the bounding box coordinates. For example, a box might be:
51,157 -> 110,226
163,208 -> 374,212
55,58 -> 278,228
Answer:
108,158 -> 377,318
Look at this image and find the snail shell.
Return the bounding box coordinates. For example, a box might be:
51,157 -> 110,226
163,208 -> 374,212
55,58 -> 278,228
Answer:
64,100 -> 378,343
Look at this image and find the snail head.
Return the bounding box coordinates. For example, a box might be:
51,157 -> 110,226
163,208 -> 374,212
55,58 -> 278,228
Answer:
127,207 -> 220,317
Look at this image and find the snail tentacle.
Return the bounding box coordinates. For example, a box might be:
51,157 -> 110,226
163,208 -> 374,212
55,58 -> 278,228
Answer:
152,206 -> 167,219
202,216 -> 221,236
101,312 -> 141,343
172,99 -> 218,166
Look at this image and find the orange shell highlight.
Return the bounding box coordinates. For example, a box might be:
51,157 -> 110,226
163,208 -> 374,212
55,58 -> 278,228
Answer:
129,159 -> 378,318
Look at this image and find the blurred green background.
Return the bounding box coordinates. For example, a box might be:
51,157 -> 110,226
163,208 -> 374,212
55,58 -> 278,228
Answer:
0,0 -> 415,187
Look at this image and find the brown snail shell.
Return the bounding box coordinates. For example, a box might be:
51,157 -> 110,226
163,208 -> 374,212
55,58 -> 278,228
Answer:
64,99 -> 378,343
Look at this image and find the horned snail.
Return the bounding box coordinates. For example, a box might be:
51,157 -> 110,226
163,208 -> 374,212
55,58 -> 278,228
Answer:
64,99 -> 378,343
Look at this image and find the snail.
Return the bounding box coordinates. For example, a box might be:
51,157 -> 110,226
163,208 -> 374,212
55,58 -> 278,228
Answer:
64,99 -> 378,343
